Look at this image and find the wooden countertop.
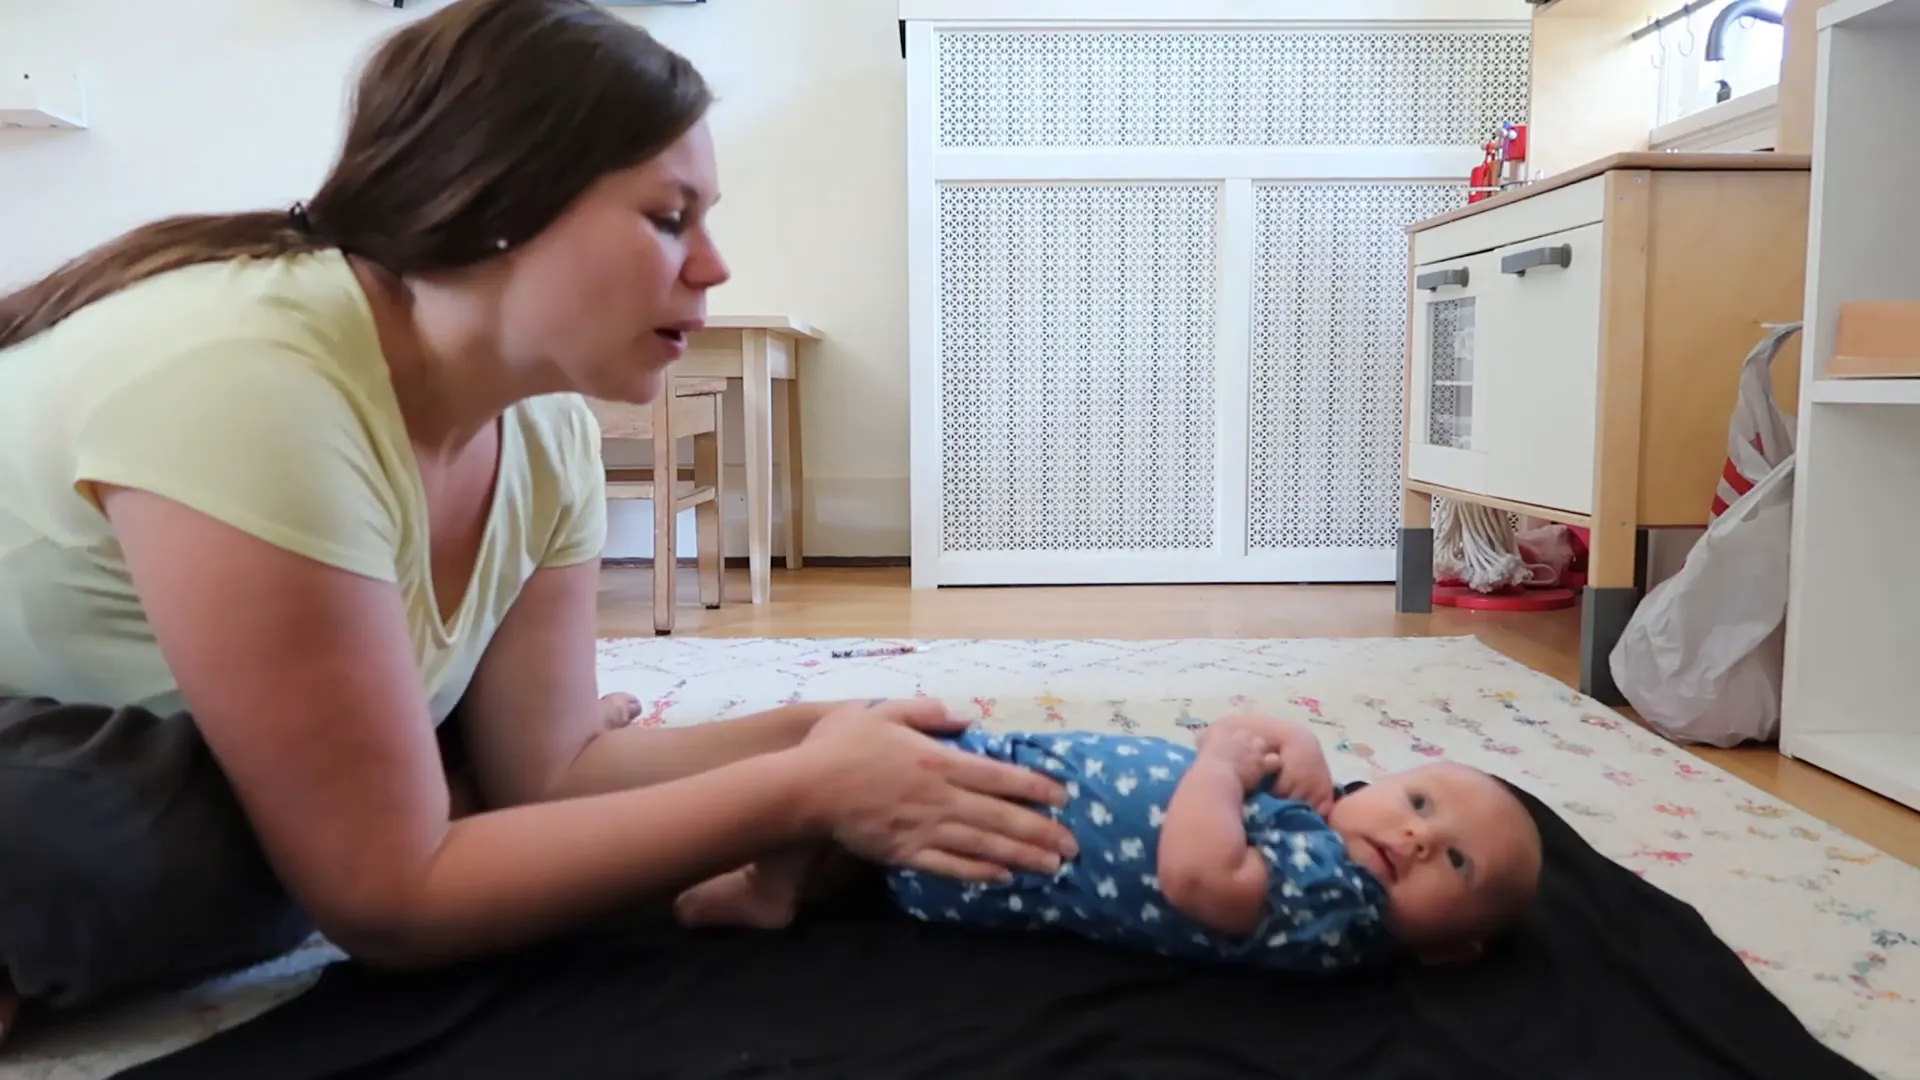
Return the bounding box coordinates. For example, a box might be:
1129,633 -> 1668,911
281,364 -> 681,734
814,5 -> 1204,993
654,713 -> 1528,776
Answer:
1410,152 -> 1814,232
701,315 -> 824,340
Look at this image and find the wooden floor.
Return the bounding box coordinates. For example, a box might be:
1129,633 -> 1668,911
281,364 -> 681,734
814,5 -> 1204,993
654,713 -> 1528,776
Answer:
599,565 -> 1920,868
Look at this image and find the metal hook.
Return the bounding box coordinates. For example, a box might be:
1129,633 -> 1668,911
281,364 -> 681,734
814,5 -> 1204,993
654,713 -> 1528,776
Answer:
1678,9 -> 1695,56
1648,18 -> 1665,69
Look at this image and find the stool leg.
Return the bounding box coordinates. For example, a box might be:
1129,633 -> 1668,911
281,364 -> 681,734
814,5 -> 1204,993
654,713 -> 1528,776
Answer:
652,402 -> 676,635
774,377 -> 804,570
694,405 -> 723,609
741,331 -> 774,604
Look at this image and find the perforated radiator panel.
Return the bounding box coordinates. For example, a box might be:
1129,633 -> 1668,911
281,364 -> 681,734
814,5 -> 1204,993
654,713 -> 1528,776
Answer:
1247,182 -> 1465,553
937,183 -> 1220,554
935,29 -> 1530,149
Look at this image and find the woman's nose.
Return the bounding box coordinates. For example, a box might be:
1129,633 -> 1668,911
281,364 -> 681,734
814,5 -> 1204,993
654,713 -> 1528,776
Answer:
685,232 -> 731,290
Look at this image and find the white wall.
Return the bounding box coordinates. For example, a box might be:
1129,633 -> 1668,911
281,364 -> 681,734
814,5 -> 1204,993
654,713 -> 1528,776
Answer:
0,0 -> 913,559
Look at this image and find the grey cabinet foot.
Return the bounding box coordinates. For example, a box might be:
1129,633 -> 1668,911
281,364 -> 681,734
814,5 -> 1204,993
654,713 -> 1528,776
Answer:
1396,526 -> 1434,614
1579,586 -> 1638,706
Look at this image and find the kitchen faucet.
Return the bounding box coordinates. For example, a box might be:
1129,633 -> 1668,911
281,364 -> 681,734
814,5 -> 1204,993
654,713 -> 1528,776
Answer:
1704,0 -> 1784,61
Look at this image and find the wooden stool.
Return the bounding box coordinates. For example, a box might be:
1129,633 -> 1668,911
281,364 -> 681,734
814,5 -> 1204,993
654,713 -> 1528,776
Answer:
589,377 -> 727,634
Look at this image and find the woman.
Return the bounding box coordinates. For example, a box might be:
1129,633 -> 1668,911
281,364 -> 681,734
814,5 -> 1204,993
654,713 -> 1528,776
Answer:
0,0 -> 1076,1041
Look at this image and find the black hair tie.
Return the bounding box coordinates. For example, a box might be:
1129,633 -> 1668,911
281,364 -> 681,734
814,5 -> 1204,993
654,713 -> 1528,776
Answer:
288,202 -> 314,235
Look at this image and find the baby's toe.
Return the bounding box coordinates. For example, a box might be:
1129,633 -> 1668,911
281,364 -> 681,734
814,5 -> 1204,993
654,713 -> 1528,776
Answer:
599,692 -> 642,728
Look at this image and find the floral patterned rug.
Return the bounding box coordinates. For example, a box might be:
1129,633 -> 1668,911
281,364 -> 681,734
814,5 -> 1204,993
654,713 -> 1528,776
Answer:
7,635 -> 1916,1080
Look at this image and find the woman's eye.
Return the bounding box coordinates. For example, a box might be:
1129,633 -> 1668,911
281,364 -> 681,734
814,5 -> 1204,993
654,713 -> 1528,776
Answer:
650,213 -> 687,237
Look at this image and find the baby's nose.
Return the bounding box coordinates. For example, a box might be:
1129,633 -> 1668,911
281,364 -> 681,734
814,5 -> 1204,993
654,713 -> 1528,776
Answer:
1403,823 -> 1435,856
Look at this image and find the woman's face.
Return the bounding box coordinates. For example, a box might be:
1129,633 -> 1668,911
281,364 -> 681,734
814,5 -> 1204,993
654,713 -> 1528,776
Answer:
496,119 -> 730,403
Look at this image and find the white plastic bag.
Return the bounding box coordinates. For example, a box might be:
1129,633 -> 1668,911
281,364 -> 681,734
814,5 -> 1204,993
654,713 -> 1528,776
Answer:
1610,453 -> 1795,747
1609,323 -> 1803,748
1712,322 -> 1800,519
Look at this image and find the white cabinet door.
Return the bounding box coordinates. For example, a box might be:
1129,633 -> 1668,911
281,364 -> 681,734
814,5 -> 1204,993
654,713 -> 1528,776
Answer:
1406,249 -> 1498,495
1245,181 -> 1466,577
1482,221 -> 1605,514
905,16 -> 1535,586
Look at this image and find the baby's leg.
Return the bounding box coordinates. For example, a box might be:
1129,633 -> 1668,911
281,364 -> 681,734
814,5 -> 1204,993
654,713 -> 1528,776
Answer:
0,973 -> 18,1048
674,844 -> 828,930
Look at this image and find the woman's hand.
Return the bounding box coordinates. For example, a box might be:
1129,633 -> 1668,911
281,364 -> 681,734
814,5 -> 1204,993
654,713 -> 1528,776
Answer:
793,699 -> 1077,883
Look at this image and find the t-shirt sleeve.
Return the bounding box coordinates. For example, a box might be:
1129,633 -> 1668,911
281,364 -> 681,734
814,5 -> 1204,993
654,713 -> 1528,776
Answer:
539,394 -> 608,569
71,347 -> 402,583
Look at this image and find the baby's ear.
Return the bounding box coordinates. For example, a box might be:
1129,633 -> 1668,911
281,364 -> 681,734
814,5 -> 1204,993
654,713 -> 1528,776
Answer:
1414,939 -> 1483,966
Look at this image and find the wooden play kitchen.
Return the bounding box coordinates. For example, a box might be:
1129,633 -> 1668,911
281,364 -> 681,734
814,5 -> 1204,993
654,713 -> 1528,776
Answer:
1394,151 -> 1812,705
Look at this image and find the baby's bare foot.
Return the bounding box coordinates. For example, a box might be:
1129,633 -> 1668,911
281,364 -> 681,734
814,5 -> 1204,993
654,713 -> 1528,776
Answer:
598,693 -> 642,729
674,867 -> 800,930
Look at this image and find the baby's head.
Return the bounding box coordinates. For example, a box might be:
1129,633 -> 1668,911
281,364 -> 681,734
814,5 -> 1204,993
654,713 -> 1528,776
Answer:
1325,761 -> 1541,964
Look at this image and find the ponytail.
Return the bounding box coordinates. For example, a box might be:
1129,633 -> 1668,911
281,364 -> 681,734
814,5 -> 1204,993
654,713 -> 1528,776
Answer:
0,0 -> 713,353
0,209 -> 328,351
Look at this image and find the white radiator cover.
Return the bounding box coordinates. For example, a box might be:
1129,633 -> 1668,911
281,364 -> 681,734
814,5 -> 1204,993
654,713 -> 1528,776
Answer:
904,4 -> 1532,586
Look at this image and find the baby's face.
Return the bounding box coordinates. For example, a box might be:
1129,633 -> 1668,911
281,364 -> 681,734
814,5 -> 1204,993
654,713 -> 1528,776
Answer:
1324,763 -> 1540,955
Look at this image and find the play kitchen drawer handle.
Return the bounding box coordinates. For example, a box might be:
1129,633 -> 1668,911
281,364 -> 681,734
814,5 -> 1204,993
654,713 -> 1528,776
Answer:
1416,267 -> 1469,291
1501,243 -> 1573,276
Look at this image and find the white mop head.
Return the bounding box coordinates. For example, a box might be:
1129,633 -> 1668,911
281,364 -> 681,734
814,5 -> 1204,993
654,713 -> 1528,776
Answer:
1432,497 -> 1529,593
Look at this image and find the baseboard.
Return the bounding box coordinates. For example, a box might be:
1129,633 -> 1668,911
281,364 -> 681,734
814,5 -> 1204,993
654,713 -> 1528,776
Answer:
601,475 -> 909,562
602,555 -> 910,569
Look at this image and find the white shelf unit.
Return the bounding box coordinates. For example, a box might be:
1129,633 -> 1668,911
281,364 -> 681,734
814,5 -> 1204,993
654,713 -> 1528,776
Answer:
1779,0 -> 1920,811
901,1 -> 1537,588
0,70 -> 88,130
1808,378 -> 1920,406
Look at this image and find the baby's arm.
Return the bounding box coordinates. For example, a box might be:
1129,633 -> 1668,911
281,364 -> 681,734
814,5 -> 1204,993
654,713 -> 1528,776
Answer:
1157,729 -> 1278,935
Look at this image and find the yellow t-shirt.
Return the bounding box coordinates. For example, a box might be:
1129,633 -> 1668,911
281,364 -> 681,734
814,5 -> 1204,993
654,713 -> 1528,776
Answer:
0,250 -> 607,720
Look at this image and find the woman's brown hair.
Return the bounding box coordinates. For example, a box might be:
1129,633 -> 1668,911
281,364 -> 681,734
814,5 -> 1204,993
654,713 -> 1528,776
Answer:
0,0 -> 710,351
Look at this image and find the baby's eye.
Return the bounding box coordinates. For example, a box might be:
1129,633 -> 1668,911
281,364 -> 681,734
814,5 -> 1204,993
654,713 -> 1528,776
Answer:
1409,792 -> 1429,812
1448,848 -> 1468,872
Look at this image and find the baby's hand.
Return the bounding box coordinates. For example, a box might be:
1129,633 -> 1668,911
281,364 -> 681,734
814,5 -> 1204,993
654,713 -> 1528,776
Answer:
1200,726 -> 1283,793
1197,714 -> 1337,815
1270,738 -> 1336,818
1197,714 -> 1273,751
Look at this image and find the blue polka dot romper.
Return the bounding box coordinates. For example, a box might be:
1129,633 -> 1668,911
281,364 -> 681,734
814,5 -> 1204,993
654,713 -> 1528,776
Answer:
887,727 -> 1397,973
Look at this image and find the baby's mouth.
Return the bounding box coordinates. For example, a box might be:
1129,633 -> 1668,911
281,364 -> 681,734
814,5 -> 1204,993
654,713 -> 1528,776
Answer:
1369,839 -> 1400,884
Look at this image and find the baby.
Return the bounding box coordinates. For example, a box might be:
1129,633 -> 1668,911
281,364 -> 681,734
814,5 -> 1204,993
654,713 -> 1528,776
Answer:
675,715 -> 1543,971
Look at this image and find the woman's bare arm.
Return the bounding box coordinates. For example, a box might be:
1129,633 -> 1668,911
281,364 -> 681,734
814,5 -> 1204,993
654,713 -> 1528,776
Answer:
549,705 -> 832,796
445,558 -> 1071,880
104,487 -> 829,966
451,559 -> 850,807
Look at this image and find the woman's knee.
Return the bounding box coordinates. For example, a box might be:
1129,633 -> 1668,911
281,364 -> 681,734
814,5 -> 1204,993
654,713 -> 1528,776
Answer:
0,698 -> 311,1008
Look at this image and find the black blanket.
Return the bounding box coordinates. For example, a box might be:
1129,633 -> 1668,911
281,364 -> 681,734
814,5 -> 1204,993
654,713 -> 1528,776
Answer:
117,787 -> 1873,1080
